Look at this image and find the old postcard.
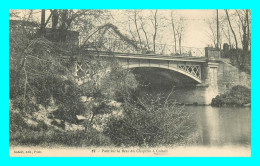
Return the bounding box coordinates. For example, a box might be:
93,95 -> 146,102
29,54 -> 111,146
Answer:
9,9 -> 251,157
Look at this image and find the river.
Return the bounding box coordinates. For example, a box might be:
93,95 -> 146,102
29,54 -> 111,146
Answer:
135,87 -> 251,147
133,68 -> 251,147
186,105 -> 251,146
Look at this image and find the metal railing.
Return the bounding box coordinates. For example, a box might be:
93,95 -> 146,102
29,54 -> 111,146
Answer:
86,37 -> 205,57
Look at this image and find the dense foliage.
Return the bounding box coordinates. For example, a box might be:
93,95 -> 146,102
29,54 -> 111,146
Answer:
10,20 -> 138,145
211,85 -> 251,107
222,48 -> 251,74
104,94 -> 196,146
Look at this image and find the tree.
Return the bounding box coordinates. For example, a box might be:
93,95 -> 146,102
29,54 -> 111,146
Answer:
133,11 -> 142,49
38,10 -> 53,36
139,15 -> 150,50
235,10 -> 251,52
51,10 -> 59,30
79,23 -> 138,54
170,11 -> 177,53
10,19 -> 83,121
225,10 -> 238,51
222,10 -> 251,70
10,10 -> 109,125
151,10 -> 158,53
206,16 -> 224,49
222,19 -> 232,47
124,10 -> 148,51
175,17 -> 185,54
39,9 -> 46,36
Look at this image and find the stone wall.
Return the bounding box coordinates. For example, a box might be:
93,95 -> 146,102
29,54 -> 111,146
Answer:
217,60 -> 251,95
205,47 -> 221,60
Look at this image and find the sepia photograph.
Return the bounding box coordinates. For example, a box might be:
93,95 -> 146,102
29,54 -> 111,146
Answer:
9,9 -> 251,157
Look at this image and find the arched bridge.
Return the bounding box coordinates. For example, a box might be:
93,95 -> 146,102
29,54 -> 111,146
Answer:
72,48 -> 221,104
100,54 -> 207,83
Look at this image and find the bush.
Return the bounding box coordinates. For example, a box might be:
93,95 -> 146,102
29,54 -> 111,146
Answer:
222,48 -> 251,74
211,85 -> 251,107
10,128 -> 112,147
103,94 -> 196,147
10,111 -> 28,133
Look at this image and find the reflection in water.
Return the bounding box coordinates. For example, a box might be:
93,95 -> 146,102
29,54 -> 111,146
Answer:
135,89 -> 251,146
186,106 -> 251,146
132,68 -> 251,147
205,107 -> 220,145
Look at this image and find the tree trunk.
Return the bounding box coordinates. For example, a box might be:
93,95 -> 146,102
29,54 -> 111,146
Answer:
134,12 -> 142,49
170,12 -> 177,54
228,26 -> 231,46
153,10 -> 158,53
52,10 -> 59,30
39,9 -> 46,36
139,17 -> 150,50
225,10 -> 239,65
179,36 -> 182,55
225,10 -> 238,51
246,10 -> 250,51
244,10 -> 249,52
217,10 -> 219,49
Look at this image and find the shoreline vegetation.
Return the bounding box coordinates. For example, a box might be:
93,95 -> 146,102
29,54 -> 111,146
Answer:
10,32 -> 198,146
10,93 -> 199,147
211,85 -> 251,107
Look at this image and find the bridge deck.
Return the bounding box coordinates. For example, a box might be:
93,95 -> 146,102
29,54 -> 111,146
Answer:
68,50 -> 208,63
99,53 -> 207,63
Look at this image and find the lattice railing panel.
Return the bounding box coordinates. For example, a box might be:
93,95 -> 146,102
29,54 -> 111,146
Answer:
177,64 -> 201,80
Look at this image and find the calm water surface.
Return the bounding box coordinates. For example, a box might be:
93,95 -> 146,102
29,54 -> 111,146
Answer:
186,106 -> 251,146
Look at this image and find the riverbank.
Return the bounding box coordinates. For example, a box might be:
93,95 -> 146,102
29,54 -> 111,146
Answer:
211,85 -> 251,107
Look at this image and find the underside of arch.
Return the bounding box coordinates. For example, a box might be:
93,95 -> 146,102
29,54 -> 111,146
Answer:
122,64 -> 202,84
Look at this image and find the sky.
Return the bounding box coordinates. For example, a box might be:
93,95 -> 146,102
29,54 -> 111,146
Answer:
11,9 -> 230,48
174,10 -> 229,48
175,10 -> 216,48
109,10 -> 226,48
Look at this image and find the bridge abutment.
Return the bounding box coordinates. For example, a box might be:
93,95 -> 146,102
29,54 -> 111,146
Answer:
201,61 -> 219,104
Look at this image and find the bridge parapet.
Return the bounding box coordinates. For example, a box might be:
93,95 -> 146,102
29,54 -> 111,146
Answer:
87,37 -> 205,57
205,47 -> 221,61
